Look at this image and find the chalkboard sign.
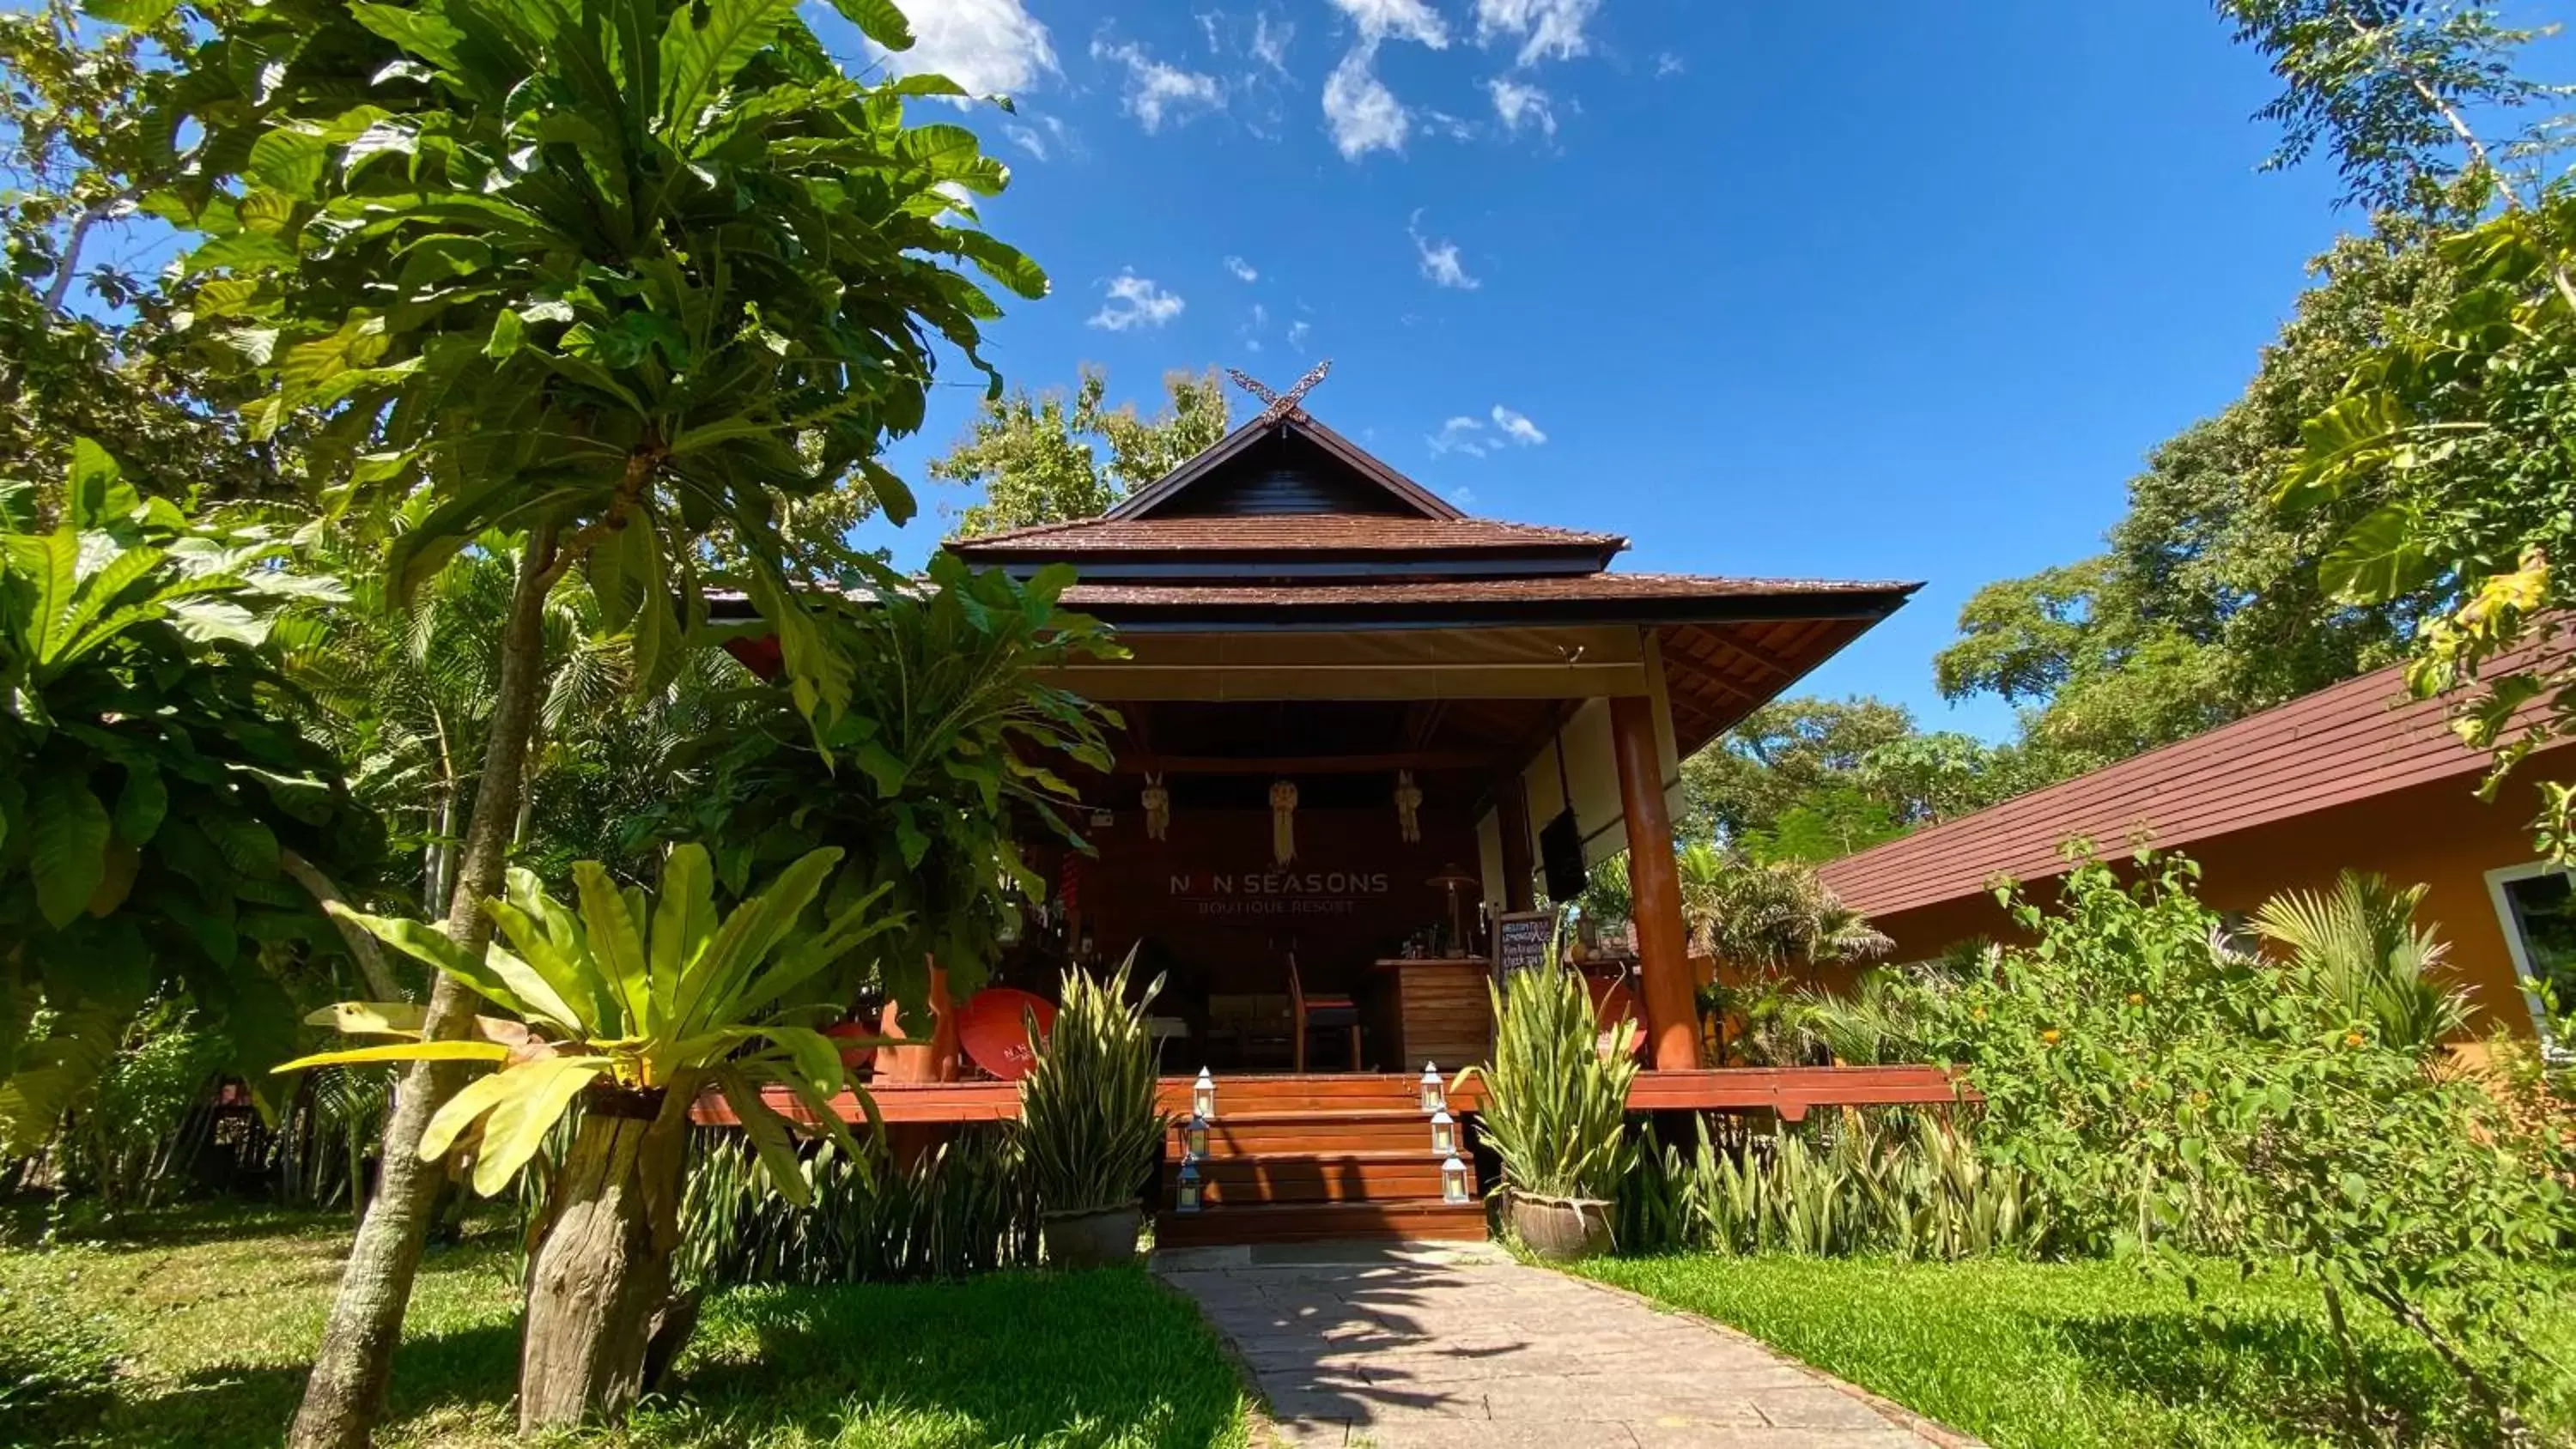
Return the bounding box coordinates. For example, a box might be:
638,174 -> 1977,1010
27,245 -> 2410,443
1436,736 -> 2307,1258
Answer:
1492,911 -> 1554,986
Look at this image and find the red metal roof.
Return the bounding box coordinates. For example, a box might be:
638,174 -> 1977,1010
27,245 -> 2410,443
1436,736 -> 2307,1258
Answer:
1818,646 -> 2570,919
953,514 -> 1625,557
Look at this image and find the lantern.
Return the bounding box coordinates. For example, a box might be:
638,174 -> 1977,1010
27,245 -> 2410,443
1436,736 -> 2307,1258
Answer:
1430,1109 -> 1457,1157
1193,1067 -> 1218,1120
1418,1062 -> 1445,1113
1176,1159 -> 1204,1213
1183,1112 -> 1210,1160
1441,1155 -> 1472,1204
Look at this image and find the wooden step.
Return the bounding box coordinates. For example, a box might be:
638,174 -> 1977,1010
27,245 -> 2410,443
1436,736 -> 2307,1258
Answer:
1157,1074 -> 1434,1113
1183,1119 -> 1447,1157
1168,1151 -> 1455,1206
1154,1199 -> 1490,1246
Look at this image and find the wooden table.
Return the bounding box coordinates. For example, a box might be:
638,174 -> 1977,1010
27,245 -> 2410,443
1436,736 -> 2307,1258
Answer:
1368,957 -> 1493,1071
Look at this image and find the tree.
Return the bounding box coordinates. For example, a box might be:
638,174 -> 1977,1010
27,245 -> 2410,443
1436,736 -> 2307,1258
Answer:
0,0 -> 274,501
2210,1 -> 2576,861
139,0 -> 1044,1440
934,367 -> 1230,537
1678,695 -> 2023,858
290,845 -> 895,1427
0,441 -> 381,1147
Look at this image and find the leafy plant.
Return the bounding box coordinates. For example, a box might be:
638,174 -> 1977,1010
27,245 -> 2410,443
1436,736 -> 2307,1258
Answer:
1462,958 -> 1638,1203
136,0 -> 1047,1432
2252,870 -> 2471,1052
677,1128 -> 1036,1288
284,843 -> 900,1428
0,440 -> 380,1143
649,556 -> 1118,1009
1016,956 -> 1169,1219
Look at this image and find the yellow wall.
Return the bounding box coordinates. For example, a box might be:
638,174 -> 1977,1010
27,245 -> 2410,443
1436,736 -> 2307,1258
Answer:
1857,763 -> 2576,1040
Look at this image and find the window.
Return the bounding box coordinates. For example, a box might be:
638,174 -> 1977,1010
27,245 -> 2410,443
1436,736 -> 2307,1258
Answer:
2487,862 -> 2576,1048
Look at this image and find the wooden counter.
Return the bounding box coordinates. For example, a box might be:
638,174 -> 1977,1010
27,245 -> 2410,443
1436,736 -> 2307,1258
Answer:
1367,958 -> 1493,1070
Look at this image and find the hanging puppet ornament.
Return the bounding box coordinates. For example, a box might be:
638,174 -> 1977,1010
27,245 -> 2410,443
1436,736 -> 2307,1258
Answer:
1140,773 -> 1170,842
1269,779 -> 1299,865
1394,769 -> 1424,845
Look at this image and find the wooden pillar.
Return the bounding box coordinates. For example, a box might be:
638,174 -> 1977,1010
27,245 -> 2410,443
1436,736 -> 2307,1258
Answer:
1497,774 -> 1536,913
1611,694 -> 1700,1070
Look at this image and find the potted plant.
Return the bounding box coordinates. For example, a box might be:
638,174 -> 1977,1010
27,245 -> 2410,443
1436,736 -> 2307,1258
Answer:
1461,951 -> 1638,1259
1018,952 -> 1170,1268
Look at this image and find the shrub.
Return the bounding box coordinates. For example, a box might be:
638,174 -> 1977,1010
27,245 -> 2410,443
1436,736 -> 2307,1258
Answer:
1619,1110 -> 2051,1260
1463,960 -> 1637,1202
0,1259 -> 120,1445
677,1129 -> 1036,1288
1918,849 -> 2576,1440
1016,957 -> 1168,1217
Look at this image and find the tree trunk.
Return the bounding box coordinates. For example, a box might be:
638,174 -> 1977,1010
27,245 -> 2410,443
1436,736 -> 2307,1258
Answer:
286,527 -> 562,1449
517,1091 -> 677,1432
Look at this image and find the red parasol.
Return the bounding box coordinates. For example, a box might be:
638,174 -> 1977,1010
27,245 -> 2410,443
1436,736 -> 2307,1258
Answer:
957,988 -> 1056,1081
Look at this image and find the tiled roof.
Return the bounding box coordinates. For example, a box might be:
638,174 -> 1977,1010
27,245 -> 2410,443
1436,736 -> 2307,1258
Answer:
951,514 -> 1625,555
1818,640 -> 2574,919
1057,573 -> 1911,609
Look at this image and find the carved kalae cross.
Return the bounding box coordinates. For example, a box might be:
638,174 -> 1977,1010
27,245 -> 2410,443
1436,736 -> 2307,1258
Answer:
1228,360 -> 1332,428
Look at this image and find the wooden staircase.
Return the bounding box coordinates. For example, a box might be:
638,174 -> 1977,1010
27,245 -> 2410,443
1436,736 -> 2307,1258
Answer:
1154,1074 -> 1487,1247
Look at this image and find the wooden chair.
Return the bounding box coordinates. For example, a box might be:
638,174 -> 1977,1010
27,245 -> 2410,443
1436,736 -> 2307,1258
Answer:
1287,953 -> 1364,1073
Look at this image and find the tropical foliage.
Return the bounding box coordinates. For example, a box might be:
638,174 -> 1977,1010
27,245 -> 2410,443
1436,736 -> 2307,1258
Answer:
1016,957 -> 1169,1218
1463,958 -> 1638,1203
648,556 -> 1117,1009
0,441 -> 379,1144
2251,870 -> 2472,1051
288,842 -> 898,1425
678,1128 -> 1037,1288
1875,850 -> 2576,1439
1679,695 -> 2028,861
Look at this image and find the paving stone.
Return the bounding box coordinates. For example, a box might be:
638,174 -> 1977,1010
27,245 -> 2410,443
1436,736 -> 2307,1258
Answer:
1157,1252 -> 1973,1448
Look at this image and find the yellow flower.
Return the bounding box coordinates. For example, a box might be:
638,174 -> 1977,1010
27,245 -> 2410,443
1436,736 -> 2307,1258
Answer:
2190,1090 -> 2210,1107
2040,1028 -> 2062,1046
2343,1031 -> 2365,1048
2126,992 -> 2144,1007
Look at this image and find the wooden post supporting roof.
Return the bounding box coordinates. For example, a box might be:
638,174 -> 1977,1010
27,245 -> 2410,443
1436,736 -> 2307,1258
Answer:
1613,694 -> 1700,1070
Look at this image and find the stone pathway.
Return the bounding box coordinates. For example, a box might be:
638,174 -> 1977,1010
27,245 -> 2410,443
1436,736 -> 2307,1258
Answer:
1155,1244 -> 1971,1449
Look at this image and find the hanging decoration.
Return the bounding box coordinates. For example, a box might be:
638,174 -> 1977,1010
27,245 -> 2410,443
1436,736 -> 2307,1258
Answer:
1393,769 -> 1424,844
1269,779 -> 1299,865
1141,772 -> 1171,841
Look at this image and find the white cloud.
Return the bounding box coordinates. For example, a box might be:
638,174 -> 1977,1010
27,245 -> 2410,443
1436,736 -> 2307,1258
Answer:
1324,46 -> 1409,159
1409,210 -> 1479,290
1241,301 -> 1271,352
1331,0 -> 1449,47
1092,39 -> 1226,133
1490,404 -> 1546,445
876,0 -> 1057,99
1451,485 -> 1478,505
1288,318 -> 1312,349
1225,254 -> 1260,282
1420,107 -> 1478,140
999,112 -> 1070,161
1429,415 -> 1490,457
1089,270 -> 1186,330
1655,50 -> 1686,78
1486,76 -> 1554,136
1252,13 -> 1294,74
1473,0 -> 1600,68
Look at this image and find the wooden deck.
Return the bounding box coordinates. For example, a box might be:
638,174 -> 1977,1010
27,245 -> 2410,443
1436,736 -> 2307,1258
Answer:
687,1064 -> 1971,1128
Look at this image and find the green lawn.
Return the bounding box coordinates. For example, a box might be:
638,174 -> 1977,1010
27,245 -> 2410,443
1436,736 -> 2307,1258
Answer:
0,1203 -> 1249,1449
1572,1253 -> 2576,1449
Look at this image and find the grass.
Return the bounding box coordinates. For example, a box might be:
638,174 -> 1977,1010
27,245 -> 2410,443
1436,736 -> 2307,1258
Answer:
0,1201 -> 1249,1449
1572,1253 -> 2576,1449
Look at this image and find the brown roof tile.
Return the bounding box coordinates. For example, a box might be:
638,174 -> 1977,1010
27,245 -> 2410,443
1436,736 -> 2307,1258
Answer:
952,514 -> 1625,555
1058,573 -> 1912,609
1818,640 -> 2574,919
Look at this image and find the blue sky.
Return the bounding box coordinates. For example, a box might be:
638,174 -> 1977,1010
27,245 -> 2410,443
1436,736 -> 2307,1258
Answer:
836,1 -> 2424,740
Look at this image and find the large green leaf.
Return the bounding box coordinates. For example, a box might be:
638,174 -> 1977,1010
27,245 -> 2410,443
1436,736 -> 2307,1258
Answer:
468,1056 -> 608,1196
573,861 -> 652,1031
660,0 -> 800,137
2320,500 -> 2440,603
27,774 -> 111,929
826,0 -> 913,52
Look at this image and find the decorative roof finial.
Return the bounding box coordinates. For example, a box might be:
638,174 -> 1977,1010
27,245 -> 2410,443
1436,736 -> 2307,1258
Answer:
1227,360 -> 1332,429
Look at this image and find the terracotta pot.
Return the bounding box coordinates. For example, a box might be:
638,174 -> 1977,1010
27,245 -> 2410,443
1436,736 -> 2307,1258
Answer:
1510,1191 -> 1614,1260
1041,1204 -> 1141,1269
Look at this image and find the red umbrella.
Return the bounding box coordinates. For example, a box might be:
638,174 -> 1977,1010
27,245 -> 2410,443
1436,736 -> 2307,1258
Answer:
957,988 -> 1056,1081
